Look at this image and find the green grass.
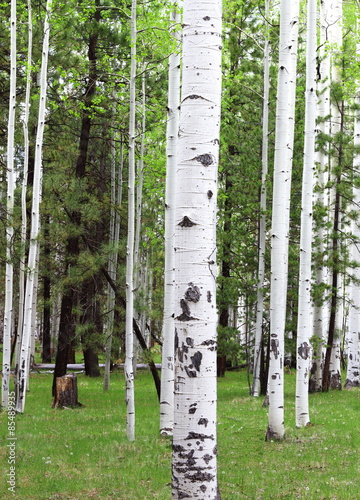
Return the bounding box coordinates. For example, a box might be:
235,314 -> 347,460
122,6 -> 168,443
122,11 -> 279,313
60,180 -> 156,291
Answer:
1,370 -> 359,499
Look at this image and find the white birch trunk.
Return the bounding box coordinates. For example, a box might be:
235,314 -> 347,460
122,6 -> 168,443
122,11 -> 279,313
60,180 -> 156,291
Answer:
310,0 -> 331,393
16,0 -> 52,413
326,0 -> 343,391
125,0 -> 137,441
252,0 -> 271,397
266,0 -> 300,441
104,135 -> 123,391
2,0 -> 17,409
132,70 -> 146,376
345,38 -> 360,390
295,0 -> 317,428
172,1 -> 222,498
160,0 -> 181,436
16,0 -> 32,374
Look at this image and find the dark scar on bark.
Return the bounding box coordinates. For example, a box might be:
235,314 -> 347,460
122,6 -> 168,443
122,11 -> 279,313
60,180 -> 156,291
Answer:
191,351 -> 202,371
185,471 -> 215,483
198,417 -> 208,427
173,444 -> 186,453
185,366 -> 197,378
189,403 -> 197,414
185,283 -> 201,302
185,432 -> 214,441
207,190 -> 213,199
201,339 -> 216,351
270,338 -> 279,359
186,337 -> 194,347
298,342 -> 311,360
194,153 -> 215,166
207,291 -> 212,302
178,216 -> 196,227
176,299 -> 198,322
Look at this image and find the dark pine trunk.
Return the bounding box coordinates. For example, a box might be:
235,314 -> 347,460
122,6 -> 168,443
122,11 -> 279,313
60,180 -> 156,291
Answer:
217,173 -> 232,377
52,5 -> 101,395
42,216 -> 52,363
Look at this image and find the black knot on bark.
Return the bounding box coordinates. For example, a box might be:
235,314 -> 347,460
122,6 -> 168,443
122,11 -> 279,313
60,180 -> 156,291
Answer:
185,283 -> 201,302
207,190 -> 213,199
198,417 -> 208,427
191,351 -> 202,371
298,341 -> 311,360
195,153 -> 215,166
176,299 -> 198,322
179,216 -> 196,227
203,16 -> 210,20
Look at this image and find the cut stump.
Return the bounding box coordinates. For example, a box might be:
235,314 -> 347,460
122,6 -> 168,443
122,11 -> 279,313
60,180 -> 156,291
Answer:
53,373 -> 82,409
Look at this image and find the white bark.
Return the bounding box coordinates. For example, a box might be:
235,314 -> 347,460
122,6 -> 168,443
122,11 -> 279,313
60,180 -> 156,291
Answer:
172,1 -> 222,498
266,0 -> 300,441
160,0 -> 181,436
16,0 -> 32,375
133,70 -> 146,376
345,37 -> 360,390
252,0 -> 271,398
104,136 -> 123,391
2,0 -> 17,409
125,0 -> 137,441
311,0 -> 331,393
326,0 -> 343,391
295,0 -> 317,428
16,0 -> 52,413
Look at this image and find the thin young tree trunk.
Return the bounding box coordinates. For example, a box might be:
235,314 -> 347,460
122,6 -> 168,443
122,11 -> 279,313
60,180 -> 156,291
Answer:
310,0 -> 331,393
16,0 -> 52,413
252,0 -> 271,397
266,0 -> 300,441
295,0 -> 317,428
16,0 -> 33,375
132,70 -> 146,377
323,0 -> 343,392
125,0 -> 137,441
172,1 -> 222,498
2,0 -> 17,409
104,135 -> 123,390
345,37 -> 360,390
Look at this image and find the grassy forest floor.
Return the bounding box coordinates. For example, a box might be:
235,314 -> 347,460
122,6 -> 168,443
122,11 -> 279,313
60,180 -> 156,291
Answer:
1,368 -> 359,499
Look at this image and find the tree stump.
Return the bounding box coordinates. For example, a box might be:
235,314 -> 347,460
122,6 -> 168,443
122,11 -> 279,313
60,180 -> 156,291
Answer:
53,373 -> 81,409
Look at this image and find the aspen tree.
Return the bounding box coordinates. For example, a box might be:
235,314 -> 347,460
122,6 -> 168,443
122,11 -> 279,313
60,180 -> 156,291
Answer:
266,0 -> 300,441
310,0 -> 331,393
125,0 -> 137,441
345,33 -> 360,390
172,1 -> 222,497
295,0 -> 317,428
104,134 -> 123,391
252,0 -> 271,398
16,0 -> 32,372
2,0 -> 16,409
160,0 -> 181,436
16,0 -> 52,413
323,0 -> 343,392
